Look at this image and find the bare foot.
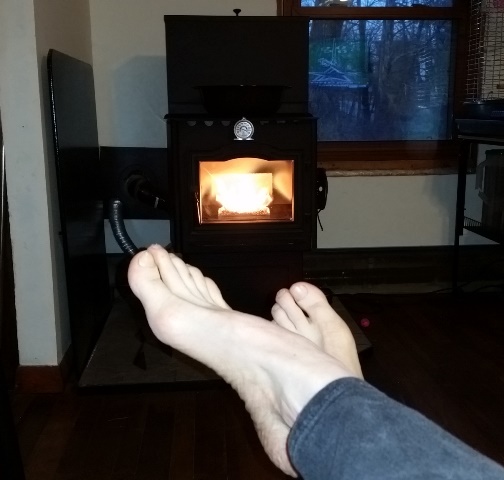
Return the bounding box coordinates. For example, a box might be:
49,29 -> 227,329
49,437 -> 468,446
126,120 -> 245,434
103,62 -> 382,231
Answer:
169,252 -> 231,310
128,245 -> 356,476
271,283 -> 363,380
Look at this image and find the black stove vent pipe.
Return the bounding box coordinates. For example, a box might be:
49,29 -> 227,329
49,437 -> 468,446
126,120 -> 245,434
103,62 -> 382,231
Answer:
125,173 -> 169,213
109,172 -> 170,256
108,199 -> 139,256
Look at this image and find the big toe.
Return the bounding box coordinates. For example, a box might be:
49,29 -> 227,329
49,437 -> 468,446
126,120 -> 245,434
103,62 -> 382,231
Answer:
289,282 -> 332,318
128,250 -> 170,308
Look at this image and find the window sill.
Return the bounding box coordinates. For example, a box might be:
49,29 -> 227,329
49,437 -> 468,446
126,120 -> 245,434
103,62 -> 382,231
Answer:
325,167 -> 458,177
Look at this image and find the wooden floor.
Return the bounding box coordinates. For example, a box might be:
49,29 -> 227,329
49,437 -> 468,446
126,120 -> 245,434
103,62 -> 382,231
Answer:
10,291 -> 504,479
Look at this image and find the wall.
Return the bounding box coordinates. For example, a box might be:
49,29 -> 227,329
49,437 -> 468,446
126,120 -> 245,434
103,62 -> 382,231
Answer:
0,0 -> 93,366
318,172 -> 491,248
91,0 -> 492,253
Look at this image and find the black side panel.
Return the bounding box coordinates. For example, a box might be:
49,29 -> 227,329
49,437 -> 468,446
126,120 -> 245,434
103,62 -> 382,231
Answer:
47,49 -> 112,377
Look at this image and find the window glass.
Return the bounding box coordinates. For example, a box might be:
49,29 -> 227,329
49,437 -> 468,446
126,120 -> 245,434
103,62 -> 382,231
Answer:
301,0 -> 453,7
309,19 -> 453,141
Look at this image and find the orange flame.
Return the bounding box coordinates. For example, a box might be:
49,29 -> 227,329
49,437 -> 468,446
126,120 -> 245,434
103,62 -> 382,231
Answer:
215,173 -> 273,215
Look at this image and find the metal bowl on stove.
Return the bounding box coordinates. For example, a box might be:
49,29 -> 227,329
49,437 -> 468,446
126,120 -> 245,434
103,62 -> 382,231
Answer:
196,85 -> 290,116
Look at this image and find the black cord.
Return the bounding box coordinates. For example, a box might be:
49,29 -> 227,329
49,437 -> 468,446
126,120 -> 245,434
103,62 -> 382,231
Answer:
317,211 -> 324,231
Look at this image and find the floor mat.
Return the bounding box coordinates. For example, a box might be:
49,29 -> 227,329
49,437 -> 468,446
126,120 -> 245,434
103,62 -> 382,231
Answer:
79,294 -> 371,388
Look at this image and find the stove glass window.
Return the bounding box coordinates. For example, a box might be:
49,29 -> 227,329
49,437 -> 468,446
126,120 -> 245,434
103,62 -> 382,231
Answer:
198,158 -> 294,224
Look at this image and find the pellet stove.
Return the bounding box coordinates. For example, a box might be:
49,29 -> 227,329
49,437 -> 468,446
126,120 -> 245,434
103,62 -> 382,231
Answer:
164,15 -> 319,317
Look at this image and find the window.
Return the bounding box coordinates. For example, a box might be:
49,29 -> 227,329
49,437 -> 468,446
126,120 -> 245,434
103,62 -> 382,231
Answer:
278,0 -> 470,173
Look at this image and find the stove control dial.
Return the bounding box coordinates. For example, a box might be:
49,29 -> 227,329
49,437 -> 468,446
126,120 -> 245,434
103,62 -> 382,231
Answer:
234,117 -> 254,140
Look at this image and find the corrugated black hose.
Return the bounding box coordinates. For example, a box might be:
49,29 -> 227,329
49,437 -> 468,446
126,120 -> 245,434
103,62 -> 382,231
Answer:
108,173 -> 169,256
108,198 -> 139,256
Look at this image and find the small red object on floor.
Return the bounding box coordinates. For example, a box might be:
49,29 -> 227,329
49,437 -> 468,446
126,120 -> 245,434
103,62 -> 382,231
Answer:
360,318 -> 370,328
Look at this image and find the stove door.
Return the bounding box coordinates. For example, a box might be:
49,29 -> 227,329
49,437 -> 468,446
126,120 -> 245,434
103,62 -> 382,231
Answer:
198,157 -> 294,224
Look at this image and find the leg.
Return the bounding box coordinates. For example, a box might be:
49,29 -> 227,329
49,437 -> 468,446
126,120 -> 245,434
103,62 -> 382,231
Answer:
272,283 -> 363,379
128,245 -> 359,476
288,377 -> 504,480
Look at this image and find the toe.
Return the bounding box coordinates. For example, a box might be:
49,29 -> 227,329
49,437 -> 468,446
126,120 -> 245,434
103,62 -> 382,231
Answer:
188,265 -> 215,303
127,250 -> 173,313
271,303 -> 296,331
289,282 -> 331,318
146,245 -> 181,290
128,250 -> 160,294
205,277 -> 231,309
147,246 -> 208,306
274,288 -> 308,329
167,253 -> 201,297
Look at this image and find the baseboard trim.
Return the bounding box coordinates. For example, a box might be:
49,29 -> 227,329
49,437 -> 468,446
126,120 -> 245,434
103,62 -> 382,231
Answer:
304,245 -> 504,286
16,345 -> 73,393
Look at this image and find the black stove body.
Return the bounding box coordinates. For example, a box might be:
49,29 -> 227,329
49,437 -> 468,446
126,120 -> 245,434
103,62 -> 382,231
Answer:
164,16 -> 318,317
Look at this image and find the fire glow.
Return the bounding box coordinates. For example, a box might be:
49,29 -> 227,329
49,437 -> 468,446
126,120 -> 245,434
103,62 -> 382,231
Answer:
199,157 -> 294,223
215,173 -> 273,216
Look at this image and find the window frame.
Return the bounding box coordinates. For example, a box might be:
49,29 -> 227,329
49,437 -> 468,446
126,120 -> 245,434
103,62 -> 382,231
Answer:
278,0 -> 470,174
